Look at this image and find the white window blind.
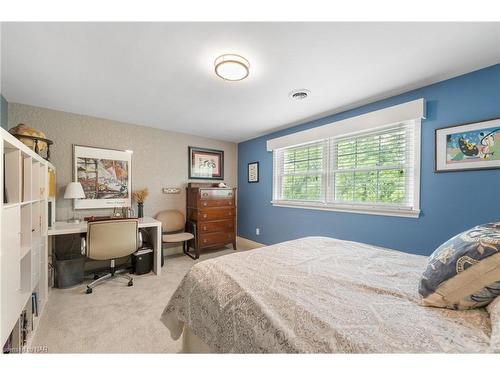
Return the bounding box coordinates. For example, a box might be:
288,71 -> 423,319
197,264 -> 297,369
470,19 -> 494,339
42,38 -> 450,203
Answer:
330,122 -> 416,208
274,140 -> 326,202
272,121 -> 421,218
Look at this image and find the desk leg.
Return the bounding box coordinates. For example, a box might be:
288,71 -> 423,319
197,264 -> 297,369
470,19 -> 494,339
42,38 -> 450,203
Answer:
152,224 -> 162,276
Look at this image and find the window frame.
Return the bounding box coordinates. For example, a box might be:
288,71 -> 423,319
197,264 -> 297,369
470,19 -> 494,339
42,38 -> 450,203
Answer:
272,120 -> 421,218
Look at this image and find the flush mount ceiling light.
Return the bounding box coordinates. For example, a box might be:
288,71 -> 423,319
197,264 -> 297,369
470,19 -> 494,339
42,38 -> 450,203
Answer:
214,54 -> 250,81
289,89 -> 311,100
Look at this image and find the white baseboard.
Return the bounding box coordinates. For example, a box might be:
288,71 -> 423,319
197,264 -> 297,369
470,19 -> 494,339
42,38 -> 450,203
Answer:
236,236 -> 265,249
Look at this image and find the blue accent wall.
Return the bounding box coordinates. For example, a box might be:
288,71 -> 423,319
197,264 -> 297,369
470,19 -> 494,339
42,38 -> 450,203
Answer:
237,64 -> 500,256
0,95 -> 8,131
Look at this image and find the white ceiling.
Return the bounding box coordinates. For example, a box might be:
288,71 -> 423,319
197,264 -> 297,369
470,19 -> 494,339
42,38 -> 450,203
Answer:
2,22 -> 500,142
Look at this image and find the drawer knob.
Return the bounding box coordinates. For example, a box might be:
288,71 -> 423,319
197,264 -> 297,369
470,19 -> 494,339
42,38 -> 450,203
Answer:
203,214 -> 207,219
203,202 -> 207,206
228,212 -> 232,216
202,193 -> 208,197
203,239 -> 207,243
203,226 -> 207,231
228,202 -> 232,205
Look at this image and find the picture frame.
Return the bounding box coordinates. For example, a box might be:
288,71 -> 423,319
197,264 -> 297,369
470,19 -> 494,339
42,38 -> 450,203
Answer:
188,146 -> 224,180
435,118 -> 500,173
248,161 -> 259,183
73,145 -> 132,209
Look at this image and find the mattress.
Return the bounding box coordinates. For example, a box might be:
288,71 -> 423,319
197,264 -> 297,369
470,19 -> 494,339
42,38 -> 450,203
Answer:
161,237 -> 493,353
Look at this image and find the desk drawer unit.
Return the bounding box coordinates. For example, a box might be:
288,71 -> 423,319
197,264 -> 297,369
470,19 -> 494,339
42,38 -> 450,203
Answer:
186,185 -> 237,256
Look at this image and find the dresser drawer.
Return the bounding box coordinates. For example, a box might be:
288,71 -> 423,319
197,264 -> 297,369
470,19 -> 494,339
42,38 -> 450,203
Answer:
198,208 -> 235,221
199,220 -> 234,233
199,232 -> 235,247
199,199 -> 234,208
200,189 -> 234,200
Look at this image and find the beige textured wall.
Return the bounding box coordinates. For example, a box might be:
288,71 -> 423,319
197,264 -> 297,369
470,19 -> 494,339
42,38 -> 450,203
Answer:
8,103 -> 238,221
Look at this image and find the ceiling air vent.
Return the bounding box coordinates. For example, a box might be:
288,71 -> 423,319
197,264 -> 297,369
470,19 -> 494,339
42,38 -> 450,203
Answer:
289,89 -> 311,100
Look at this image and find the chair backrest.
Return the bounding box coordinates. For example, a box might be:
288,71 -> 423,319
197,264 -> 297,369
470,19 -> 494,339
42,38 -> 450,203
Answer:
86,219 -> 138,261
155,210 -> 185,233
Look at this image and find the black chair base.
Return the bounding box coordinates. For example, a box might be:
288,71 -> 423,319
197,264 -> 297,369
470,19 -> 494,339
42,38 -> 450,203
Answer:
183,240 -> 199,260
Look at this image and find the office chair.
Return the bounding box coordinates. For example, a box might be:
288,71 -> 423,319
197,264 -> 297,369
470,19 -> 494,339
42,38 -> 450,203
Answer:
81,219 -> 139,294
156,210 -> 197,259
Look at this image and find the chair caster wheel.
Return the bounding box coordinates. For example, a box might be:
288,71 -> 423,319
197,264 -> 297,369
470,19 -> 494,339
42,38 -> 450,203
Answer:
93,274 -> 99,280
86,287 -> 93,294
128,280 -> 133,287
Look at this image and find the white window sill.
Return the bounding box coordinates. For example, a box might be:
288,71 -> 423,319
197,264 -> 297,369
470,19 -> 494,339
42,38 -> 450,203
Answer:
271,200 -> 420,218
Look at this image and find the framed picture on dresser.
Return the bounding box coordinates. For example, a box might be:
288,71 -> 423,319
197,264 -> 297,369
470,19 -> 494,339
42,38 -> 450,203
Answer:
188,146 -> 224,180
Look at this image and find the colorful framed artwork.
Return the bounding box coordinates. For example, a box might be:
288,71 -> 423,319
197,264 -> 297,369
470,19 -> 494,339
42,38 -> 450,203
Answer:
435,118 -> 500,172
248,162 -> 259,183
188,146 -> 224,180
73,145 -> 132,209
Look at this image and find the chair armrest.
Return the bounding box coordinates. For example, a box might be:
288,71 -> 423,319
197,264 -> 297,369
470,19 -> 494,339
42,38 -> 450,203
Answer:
185,220 -> 196,234
186,221 -> 197,244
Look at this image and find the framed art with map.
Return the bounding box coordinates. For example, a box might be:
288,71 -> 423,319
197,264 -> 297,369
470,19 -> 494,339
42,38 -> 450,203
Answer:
73,145 -> 132,209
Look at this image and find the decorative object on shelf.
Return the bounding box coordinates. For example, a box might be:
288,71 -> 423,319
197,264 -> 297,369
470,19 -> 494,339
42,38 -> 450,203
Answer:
435,118 -> 500,172
9,124 -> 54,161
162,187 -> 181,194
133,188 -> 148,218
218,182 -> 228,188
73,145 -> 132,209
64,182 -> 85,223
247,161 -> 259,183
188,146 -> 224,180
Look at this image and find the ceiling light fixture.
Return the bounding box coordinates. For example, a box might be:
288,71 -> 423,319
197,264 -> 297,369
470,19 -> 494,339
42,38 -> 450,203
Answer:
289,89 -> 311,100
214,54 -> 250,81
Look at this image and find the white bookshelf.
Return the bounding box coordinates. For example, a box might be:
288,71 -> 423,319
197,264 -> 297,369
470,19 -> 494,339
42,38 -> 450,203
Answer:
1,127 -> 55,350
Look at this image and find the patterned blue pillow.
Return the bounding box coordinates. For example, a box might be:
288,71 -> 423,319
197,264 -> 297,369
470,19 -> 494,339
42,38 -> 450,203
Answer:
419,222 -> 500,310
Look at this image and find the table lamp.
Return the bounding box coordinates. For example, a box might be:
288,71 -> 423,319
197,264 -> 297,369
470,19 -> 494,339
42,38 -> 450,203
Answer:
64,182 -> 85,223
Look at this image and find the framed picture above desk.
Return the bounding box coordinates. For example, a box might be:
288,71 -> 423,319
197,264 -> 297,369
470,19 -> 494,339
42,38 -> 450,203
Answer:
73,145 -> 133,209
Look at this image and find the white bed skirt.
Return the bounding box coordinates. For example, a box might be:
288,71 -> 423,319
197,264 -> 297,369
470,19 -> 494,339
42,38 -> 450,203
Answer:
182,327 -> 211,353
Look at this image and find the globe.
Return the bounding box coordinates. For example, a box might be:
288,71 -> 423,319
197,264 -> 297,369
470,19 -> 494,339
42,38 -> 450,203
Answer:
9,123 -> 48,152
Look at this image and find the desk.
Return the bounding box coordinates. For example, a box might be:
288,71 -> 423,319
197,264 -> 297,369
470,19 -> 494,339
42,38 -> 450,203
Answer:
48,217 -> 163,276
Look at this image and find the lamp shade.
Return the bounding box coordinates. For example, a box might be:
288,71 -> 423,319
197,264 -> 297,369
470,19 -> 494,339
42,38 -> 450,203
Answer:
64,182 -> 86,199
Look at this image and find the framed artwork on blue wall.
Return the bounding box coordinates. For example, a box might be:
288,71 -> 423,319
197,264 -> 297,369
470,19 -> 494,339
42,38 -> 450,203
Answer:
248,162 -> 259,183
435,118 -> 500,172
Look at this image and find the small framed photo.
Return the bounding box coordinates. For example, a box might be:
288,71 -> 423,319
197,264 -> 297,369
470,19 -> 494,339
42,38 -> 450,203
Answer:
248,162 -> 259,183
435,118 -> 500,172
188,146 -> 224,180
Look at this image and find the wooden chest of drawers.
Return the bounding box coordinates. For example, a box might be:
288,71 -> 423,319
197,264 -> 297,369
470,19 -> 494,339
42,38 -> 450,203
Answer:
186,184 -> 237,258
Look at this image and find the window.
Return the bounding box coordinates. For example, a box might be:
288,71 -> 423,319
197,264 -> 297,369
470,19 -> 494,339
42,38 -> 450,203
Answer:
272,121 -> 420,218
274,140 -> 326,202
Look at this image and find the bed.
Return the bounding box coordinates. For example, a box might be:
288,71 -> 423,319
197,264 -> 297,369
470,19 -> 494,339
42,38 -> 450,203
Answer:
161,237 -> 497,353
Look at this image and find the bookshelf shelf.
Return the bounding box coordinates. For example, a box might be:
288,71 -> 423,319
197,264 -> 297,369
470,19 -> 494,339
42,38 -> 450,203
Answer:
20,246 -> 31,260
3,202 -> 20,209
1,127 -> 55,352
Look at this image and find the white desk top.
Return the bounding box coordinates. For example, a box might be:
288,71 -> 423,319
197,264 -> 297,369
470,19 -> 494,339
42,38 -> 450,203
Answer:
48,216 -> 161,236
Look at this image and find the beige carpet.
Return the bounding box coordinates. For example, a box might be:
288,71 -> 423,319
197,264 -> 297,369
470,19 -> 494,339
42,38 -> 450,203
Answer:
31,239 -> 259,353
